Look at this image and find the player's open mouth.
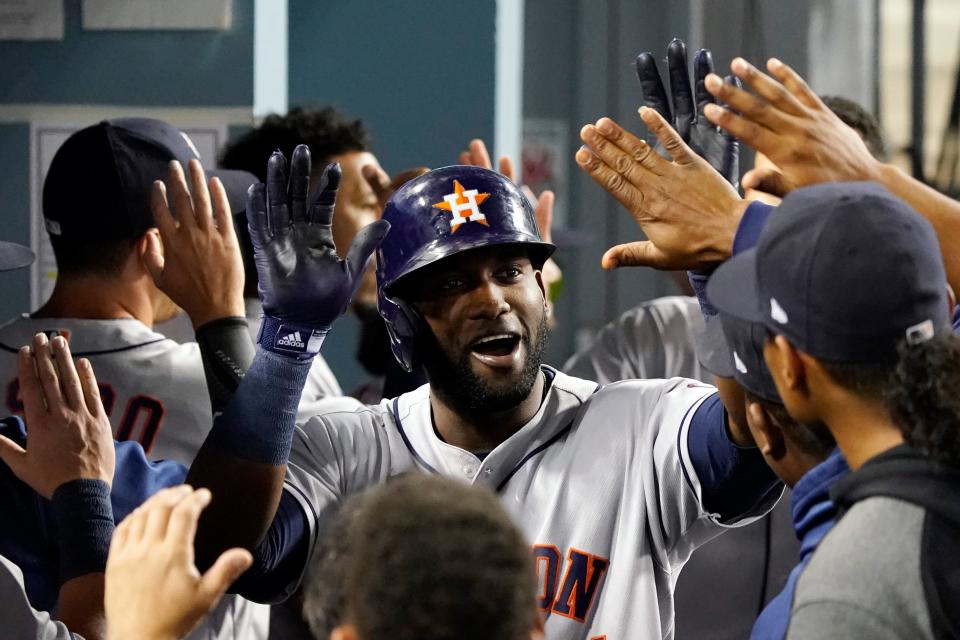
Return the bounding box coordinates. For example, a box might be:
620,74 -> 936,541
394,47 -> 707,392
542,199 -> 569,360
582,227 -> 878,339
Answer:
469,333 -> 522,368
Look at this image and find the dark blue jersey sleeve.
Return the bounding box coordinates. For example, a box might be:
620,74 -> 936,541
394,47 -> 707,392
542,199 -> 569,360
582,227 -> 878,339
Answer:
232,489 -> 310,604
0,415 -> 186,610
686,393 -> 781,520
733,201 -> 776,255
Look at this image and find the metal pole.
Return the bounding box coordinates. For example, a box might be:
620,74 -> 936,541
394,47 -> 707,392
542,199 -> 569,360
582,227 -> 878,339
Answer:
910,0 -> 926,180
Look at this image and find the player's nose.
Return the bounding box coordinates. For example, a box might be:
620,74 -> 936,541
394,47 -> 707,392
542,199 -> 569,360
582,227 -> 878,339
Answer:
465,280 -> 510,321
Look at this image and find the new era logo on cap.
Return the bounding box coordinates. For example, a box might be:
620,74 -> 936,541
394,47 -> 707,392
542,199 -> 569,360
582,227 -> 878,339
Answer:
770,298 -> 789,325
733,350 -> 748,374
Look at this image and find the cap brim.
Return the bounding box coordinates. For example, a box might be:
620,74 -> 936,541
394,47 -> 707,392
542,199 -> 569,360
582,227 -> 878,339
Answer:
694,313 -> 735,378
208,168 -> 258,214
706,250 -> 765,323
0,241 -> 35,272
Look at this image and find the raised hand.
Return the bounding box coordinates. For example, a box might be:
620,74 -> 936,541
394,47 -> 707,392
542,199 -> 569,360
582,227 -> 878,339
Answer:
148,159 -> 246,328
105,486 -> 252,640
701,57 -> 883,190
0,333 -> 114,498
247,145 -> 390,357
636,39 -> 740,185
459,138 -> 515,182
576,109 -> 746,271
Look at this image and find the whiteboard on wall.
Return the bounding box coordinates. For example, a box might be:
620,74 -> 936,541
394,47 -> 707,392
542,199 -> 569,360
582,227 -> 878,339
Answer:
0,0 -> 63,40
82,0 -> 232,30
31,124 -> 225,308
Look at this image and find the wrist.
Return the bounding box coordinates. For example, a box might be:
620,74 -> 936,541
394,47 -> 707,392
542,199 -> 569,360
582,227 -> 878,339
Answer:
188,297 -> 246,329
51,479 -> 114,585
256,315 -> 328,361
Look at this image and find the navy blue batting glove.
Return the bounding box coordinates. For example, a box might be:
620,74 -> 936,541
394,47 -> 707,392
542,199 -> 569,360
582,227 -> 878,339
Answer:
246,144 -> 390,360
635,39 -> 740,187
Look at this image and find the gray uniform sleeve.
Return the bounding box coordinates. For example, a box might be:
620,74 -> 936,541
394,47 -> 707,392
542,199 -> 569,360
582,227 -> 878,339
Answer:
787,602 -> 906,640
563,296 -> 708,384
0,555 -> 79,640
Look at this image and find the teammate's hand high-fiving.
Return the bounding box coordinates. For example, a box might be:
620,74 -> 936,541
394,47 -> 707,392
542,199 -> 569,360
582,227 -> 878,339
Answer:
246,144 -> 390,360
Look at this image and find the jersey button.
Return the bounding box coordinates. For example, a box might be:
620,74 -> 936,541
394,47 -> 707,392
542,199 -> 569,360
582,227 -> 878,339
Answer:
462,465 -> 475,477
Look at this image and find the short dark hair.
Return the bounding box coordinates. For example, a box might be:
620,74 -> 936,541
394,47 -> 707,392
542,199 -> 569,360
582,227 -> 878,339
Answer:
302,474 -> 536,640
820,359 -> 892,405
49,234 -> 138,278
220,106 -> 370,182
821,95 -> 888,162
744,391 -> 836,459
889,333 -> 960,466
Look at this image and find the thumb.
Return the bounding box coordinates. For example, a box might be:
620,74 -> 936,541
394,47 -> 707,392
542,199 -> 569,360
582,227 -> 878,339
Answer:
345,219 -> 391,284
741,166 -> 794,199
198,548 -> 253,606
0,434 -> 27,477
601,241 -> 674,270
143,233 -> 165,285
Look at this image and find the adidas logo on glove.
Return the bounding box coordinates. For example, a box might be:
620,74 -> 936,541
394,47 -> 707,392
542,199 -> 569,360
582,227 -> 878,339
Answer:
277,331 -> 306,350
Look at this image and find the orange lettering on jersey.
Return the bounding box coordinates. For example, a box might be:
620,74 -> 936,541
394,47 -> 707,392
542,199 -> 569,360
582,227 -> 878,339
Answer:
533,545 -> 562,611
532,544 -> 610,624
550,547 -> 609,623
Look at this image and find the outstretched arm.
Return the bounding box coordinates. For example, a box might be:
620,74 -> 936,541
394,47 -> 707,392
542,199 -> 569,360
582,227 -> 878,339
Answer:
0,335 -> 116,640
184,145 -> 389,572
702,56 -> 960,294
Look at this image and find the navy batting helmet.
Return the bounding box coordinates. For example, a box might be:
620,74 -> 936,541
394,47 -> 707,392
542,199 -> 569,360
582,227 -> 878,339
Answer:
376,165 -> 555,371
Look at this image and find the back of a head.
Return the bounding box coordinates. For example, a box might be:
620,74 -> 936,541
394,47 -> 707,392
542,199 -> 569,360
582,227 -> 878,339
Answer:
43,118 -> 255,280
304,474 -> 536,640
43,120 -> 171,277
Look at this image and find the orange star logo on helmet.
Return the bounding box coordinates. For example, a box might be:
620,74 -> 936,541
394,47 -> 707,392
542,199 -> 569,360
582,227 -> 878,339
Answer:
432,180 -> 490,232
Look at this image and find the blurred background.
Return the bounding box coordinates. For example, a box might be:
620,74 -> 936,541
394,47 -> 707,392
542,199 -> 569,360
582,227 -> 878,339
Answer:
0,0 -> 957,390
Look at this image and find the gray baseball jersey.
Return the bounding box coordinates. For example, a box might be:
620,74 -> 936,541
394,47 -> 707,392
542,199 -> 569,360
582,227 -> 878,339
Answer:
0,313 -> 341,465
282,368 -> 776,639
564,296 -> 707,384
563,295 -> 800,640
1,553 -> 77,639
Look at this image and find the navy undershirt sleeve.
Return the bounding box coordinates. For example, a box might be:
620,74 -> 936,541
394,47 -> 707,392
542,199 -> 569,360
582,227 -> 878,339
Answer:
202,347 -> 311,466
686,393 -> 781,519
733,201 -> 776,255
232,490 -> 310,603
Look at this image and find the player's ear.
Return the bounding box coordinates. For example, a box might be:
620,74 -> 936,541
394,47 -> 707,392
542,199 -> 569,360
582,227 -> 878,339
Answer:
768,335 -> 806,394
136,229 -> 163,260
746,400 -> 784,460
329,624 -> 359,640
534,267 -> 547,299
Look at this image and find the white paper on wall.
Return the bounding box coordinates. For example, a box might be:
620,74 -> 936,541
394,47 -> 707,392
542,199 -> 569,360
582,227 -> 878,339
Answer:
82,0 -> 232,31
0,0 -> 63,40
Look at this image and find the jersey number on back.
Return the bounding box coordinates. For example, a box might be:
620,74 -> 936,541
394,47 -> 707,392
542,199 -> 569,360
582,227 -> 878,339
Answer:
6,379 -> 165,453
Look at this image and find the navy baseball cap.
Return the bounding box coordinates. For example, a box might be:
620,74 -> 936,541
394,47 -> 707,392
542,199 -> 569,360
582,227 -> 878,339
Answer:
0,241 -> 34,272
43,118 -> 256,241
708,182 -> 949,364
